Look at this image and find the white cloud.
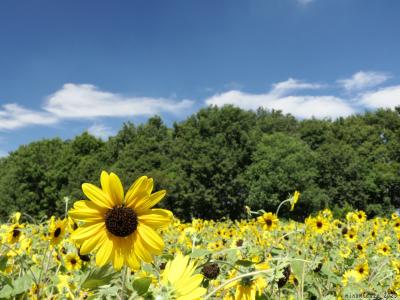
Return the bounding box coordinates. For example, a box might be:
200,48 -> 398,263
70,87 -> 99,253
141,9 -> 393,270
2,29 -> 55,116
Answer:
87,123 -> 114,140
206,90 -> 355,119
358,85 -> 400,109
0,103 -> 57,130
271,78 -> 324,96
44,83 -> 194,119
338,71 -> 390,92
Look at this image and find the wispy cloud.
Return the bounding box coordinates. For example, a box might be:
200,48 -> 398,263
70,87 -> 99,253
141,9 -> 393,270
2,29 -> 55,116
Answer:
271,78 -> 324,96
338,71 -> 390,92
359,85 -> 400,109
44,84 -> 194,119
0,84 -> 195,131
205,88 -> 355,119
87,123 -> 114,140
0,103 -> 57,130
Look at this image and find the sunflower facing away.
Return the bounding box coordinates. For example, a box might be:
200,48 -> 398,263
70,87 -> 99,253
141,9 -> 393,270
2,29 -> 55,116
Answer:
69,171 -> 173,270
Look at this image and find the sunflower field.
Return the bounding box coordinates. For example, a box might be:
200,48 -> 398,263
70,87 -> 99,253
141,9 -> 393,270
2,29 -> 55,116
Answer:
0,171 -> 399,299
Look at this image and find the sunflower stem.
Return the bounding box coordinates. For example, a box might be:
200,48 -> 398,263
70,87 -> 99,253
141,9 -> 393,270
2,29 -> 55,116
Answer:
275,199 -> 290,218
120,265 -> 128,300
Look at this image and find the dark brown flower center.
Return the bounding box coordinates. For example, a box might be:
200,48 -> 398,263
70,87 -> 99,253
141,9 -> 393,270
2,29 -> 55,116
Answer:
358,267 -> 364,274
105,206 -> 138,237
70,258 -> 77,265
316,221 -> 323,228
54,227 -> 62,238
12,229 -> 20,238
265,219 -> 272,226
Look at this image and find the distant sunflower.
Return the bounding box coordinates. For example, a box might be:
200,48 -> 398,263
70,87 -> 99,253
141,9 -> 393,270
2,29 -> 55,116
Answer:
354,210 -> 367,223
377,243 -> 391,256
257,212 -> 279,231
290,191 -> 300,211
393,219 -> 400,231
64,253 -> 82,271
354,262 -> 369,279
307,216 -> 329,234
7,224 -> 24,244
48,217 -> 67,246
69,171 -> 173,270
342,270 -> 362,286
161,252 -> 206,300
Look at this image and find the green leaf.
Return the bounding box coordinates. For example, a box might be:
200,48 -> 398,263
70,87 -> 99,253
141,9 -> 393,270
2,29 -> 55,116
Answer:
132,277 -> 152,296
0,256 -> 8,272
0,285 -> 13,299
189,249 -> 211,258
291,259 -> 305,280
81,264 -> 118,290
12,274 -> 33,295
161,254 -> 174,261
235,260 -> 254,267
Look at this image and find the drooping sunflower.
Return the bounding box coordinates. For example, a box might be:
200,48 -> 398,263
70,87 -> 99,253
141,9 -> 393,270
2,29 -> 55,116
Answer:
69,171 -> 173,270
257,212 -> 279,231
290,191 -> 300,211
161,252 -> 206,300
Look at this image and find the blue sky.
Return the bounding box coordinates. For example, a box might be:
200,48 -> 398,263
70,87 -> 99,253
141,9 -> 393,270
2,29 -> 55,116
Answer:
1,0 -> 400,156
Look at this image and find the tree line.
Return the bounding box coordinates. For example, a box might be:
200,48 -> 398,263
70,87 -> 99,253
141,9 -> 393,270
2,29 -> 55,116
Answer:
0,105 -> 399,222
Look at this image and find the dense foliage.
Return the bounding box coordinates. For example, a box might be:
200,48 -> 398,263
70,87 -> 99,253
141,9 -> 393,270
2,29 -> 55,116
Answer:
1,105 -> 399,221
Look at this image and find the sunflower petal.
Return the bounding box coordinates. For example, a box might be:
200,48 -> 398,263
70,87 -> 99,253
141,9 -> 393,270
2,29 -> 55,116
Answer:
125,176 -> 148,208
101,171 -> 112,197
96,236 -> 113,266
109,172 -> 124,206
72,222 -> 105,241
82,183 -> 114,209
135,190 -> 166,213
137,223 -> 164,254
80,231 -> 105,254
138,209 -> 172,228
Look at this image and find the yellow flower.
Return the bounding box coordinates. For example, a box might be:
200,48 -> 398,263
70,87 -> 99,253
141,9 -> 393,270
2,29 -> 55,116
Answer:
342,270 -> 362,286
354,262 -> 369,279
64,253 -> 82,271
307,216 -> 329,234
227,275 -> 266,300
377,243 -> 391,256
7,224 -> 24,244
161,252 -> 206,300
69,171 -> 173,270
290,191 -> 300,211
354,210 -> 367,223
392,212 -> 399,220
48,217 -> 67,246
257,213 -> 279,231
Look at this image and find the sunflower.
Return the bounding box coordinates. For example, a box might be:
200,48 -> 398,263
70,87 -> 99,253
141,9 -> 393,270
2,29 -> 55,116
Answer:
64,253 -> 82,271
225,273 -> 266,300
354,210 -> 367,223
7,224 -> 24,244
344,227 -> 357,243
342,270 -> 362,286
393,219 -> 400,231
161,252 -> 206,300
307,216 -> 329,234
354,262 -> 369,279
377,243 -> 391,256
69,171 -> 173,270
257,212 -> 279,231
48,217 -> 67,246
290,191 -> 300,211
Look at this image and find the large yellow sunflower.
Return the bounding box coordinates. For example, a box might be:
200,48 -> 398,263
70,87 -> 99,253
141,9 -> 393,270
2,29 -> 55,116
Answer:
161,252 -> 206,300
69,171 -> 173,270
